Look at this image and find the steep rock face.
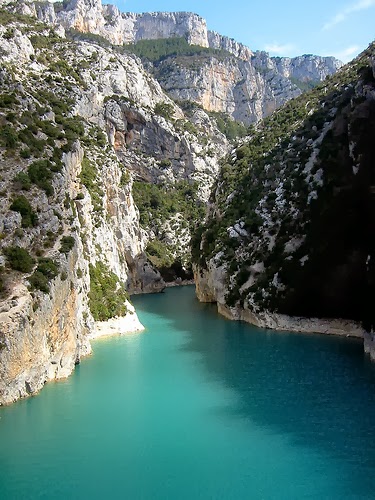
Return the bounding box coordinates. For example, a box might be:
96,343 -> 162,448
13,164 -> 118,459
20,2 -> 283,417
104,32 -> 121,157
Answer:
125,12 -> 210,47
0,240 -> 92,405
57,0 -> 105,36
252,52 -> 342,83
0,135 -> 93,404
0,4 -> 229,403
193,44 -> 375,344
104,98 -> 226,193
153,52 -> 343,124
48,2 -> 211,48
154,55 -> 302,123
207,31 -> 253,60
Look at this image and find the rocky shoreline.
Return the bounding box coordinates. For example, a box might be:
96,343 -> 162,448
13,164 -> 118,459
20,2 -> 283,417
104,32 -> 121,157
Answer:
217,302 -> 365,338
89,303 -> 145,340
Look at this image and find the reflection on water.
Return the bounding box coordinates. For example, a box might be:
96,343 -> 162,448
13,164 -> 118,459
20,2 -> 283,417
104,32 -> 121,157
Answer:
1,286 -> 375,499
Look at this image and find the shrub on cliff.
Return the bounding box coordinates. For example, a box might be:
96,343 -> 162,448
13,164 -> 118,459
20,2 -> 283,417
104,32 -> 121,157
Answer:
79,157 -> 103,214
88,262 -> 129,321
10,195 -> 38,227
59,236 -> 75,255
3,246 -> 34,273
28,258 -> 59,293
13,172 -> 31,190
154,102 -> 174,121
0,125 -> 18,149
27,160 -> 54,196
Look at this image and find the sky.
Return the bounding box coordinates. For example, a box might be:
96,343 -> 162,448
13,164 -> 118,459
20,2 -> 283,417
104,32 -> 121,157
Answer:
105,0 -> 375,62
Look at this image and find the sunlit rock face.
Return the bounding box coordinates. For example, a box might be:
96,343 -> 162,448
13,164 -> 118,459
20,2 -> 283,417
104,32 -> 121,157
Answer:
0,0 -> 231,404
29,0 -> 343,124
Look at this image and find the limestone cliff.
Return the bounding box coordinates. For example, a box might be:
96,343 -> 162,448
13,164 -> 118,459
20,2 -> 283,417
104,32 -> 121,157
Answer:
152,51 -> 342,124
0,4 -> 226,404
193,44 -> 375,354
14,0 -> 342,124
252,51 -> 342,84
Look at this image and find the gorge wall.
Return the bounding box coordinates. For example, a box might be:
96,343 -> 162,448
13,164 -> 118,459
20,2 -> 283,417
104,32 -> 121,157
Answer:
0,0 -> 366,406
193,44 -> 375,358
0,4 -> 227,404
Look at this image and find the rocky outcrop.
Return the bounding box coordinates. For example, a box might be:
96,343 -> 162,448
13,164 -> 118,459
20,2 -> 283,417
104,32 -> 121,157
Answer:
153,51 -> 342,124
0,250 -> 92,405
252,52 -> 342,83
193,44 -> 375,346
195,268 -> 365,338
154,55 -> 302,123
207,31 -> 253,60
43,2 -> 212,48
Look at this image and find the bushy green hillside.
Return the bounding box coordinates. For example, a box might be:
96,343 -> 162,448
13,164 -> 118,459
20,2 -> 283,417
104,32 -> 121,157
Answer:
124,37 -> 230,63
193,43 -> 375,328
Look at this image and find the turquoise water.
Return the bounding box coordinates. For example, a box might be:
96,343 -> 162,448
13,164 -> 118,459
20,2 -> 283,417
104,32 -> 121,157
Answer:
1,286 -> 375,499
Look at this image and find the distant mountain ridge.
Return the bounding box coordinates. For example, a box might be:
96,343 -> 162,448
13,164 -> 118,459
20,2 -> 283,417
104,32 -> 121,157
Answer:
5,0 -> 343,123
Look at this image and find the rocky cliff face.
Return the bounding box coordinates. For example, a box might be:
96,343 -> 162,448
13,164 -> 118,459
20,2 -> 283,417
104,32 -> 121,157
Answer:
193,44 -> 375,353
152,52 -> 342,124
0,4 -> 226,404
154,55 -> 301,124
15,0 -> 342,124
252,52 -> 342,83
37,0 -> 251,58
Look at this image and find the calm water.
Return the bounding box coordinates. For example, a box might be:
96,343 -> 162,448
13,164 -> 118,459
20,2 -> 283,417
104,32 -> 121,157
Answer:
1,286 -> 375,499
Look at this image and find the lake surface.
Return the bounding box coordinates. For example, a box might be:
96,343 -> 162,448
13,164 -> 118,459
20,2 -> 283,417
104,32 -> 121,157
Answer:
1,285 -> 375,499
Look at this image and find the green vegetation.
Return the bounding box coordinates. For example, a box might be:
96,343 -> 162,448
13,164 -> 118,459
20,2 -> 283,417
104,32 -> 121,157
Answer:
124,37 -> 230,63
174,118 -> 199,136
132,180 -> 204,229
154,102 -> 174,120
133,180 -> 204,279
27,159 -> 54,196
146,239 -> 174,269
3,246 -> 34,273
88,262 -> 129,321
208,111 -> 249,140
66,28 -> 112,48
79,157 -> 104,214
28,258 -> 59,293
0,6 -> 43,26
59,236 -> 75,255
10,195 -> 38,227
290,77 -> 319,92
0,93 -> 19,109
119,170 -> 131,186
0,125 -> 19,149
30,30 -> 61,50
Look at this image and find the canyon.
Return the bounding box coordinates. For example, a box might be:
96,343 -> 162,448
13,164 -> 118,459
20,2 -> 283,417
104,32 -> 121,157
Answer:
0,0 -> 372,405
